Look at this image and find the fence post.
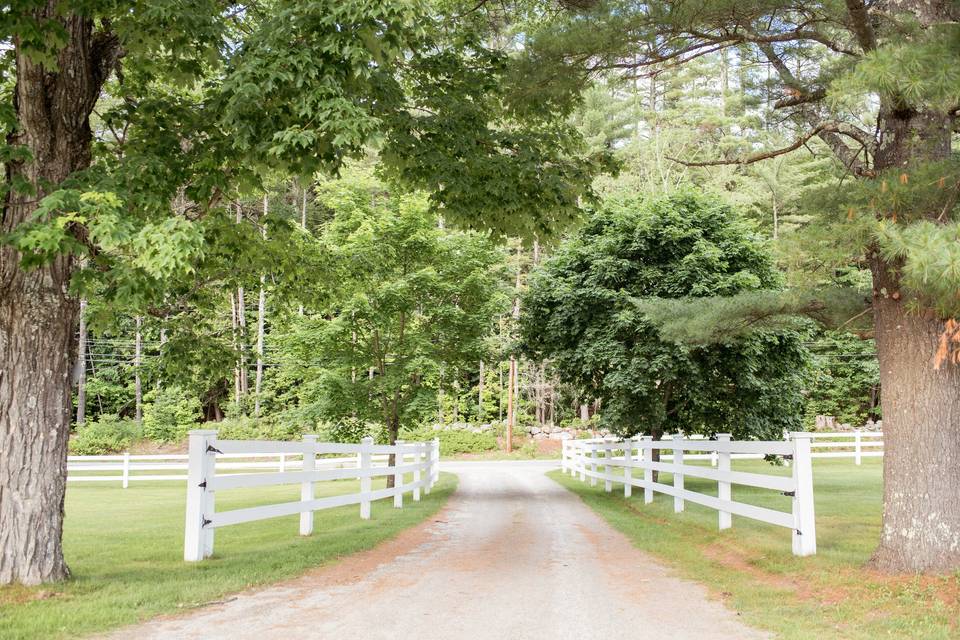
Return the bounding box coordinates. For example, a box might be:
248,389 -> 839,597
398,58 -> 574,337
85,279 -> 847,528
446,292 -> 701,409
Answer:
122,451 -> 130,489
184,429 -> 217,562
561,440 -> 568,474
673,433 -> 684,513
279,452 -> 286,473
413,443 -> 422,502
623,437 -> 633,498
578,442 -> 586,481
717,433 -> 732,530
393,440 -> 405,508
854,429 -> 862,465
791,432 -> 817,556
428,437 -> 440,492
590,443 -> 598,487
360,436 -> 373,519
603,439 -> 613,492
642,436 -> 653,504
300,434 -> 317,535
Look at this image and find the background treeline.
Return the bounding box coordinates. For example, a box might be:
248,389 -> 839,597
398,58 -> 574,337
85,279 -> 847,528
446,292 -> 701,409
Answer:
71,49 -> 881,455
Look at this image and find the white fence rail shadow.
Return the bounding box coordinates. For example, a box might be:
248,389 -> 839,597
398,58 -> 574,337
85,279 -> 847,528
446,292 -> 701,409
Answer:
561,433 -> 817,556
182,431 -> 440,562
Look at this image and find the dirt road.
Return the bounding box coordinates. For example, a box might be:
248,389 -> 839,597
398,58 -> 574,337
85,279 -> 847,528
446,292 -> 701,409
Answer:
104,461 -> 767,639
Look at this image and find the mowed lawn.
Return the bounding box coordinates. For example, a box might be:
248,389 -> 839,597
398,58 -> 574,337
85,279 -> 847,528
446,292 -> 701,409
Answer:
0,472 -> 457,640
550,459 -> 959,640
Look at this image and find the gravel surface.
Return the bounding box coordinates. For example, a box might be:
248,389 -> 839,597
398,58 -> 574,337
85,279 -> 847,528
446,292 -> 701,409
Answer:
104,461 -> 768,640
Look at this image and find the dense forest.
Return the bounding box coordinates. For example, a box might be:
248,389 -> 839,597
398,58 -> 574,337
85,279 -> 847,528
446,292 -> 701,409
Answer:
68,49 -> 881,456
2,0 -> 957,584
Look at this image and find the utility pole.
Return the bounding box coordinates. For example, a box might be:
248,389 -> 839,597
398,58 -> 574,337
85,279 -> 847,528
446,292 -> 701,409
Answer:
75,299 -> 87,426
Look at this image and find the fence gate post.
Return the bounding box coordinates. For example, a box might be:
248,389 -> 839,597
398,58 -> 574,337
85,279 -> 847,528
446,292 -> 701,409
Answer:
623,437 -> 633,498
603,439 -> 613,492
184,429 -> 218,562
673,434 -> 684,513
717,433 -> 732,530
590,443 -> 598,487
642,436 -> 653,504
122,451 -> 130,489
300,434 -> 318,535
791,432 -> 817,556
393,440 -> 405,508
360,436 -> 373,519
854,429 -> 862,465
413,443 -> 422,502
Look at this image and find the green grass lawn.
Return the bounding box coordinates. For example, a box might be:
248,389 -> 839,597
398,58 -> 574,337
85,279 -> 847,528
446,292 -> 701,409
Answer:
0,473 -> 457,640
550,459 -> 959,640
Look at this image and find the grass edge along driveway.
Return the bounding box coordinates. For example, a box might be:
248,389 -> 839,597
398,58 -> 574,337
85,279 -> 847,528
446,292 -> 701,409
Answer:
548,461 -> 959,640
0,473 -> 457,640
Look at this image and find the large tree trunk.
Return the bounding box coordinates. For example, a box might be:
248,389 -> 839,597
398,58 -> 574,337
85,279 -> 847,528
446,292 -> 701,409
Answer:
0,9 -> 116,585
869,106 -> 960,573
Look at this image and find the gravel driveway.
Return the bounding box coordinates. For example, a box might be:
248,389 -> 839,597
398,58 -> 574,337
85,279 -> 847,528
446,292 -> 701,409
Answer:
103,460 -> 768,640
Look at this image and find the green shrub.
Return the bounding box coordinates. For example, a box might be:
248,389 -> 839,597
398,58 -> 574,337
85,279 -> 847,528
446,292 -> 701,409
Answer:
141,386 -> 201,443
214,415 -> 306,441
319,417 -> 385,443
401,426 -> 496,455
70,415 -> 141,455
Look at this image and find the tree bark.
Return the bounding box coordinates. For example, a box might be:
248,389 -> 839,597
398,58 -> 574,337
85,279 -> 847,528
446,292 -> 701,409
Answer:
0,8 -> 117,585
868,106 -> 960,573
134,316 -> 143,424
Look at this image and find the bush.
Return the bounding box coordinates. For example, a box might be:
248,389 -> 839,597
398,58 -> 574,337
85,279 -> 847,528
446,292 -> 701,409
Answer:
319,417 -> 385,443
401,426 -> 496,456
70,415 -> 141,455
141,386 -> 201,443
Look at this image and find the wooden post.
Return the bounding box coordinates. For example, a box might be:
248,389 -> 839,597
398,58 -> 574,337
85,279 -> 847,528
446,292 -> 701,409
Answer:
623,437 -> 633,498
854,429 -> 862,465
590,443 -> 598,487
642,436 -> 653,504
431,437 -> 440,488
673,434 -> 684,513
279,452 -> 286,473
184,429 -> 217,562
791,432 -> 817,556
603,439 -> 613,492
394,440 -> 405,508
360,436 -> 373,519
413,443 -> 422,502
122,452 -> 130,489
578,442 -> 586,481
300,434 -> 317,535
717,433 -> 732,530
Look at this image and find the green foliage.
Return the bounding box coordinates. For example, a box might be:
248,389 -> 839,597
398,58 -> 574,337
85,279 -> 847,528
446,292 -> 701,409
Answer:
804,331 -> 880,427
69,415 -> 141,455
141,386 -> 201,443
521,191 -> 809,439
274,168 -> 508,439
400,426 -> 496,456
319,418 -> 386,444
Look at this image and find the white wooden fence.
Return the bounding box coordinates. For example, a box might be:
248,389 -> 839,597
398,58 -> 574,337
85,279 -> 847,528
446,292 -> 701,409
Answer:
183,431 -> 440,561
561,433 -> 817,556
807,431 -> 882,464
67,451 -> 392,487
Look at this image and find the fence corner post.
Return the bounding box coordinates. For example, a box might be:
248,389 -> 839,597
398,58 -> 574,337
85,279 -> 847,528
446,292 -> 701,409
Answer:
184,429 -> 218,562
300,434 -> 318,535
790,432 -> 817,556
717,433 -> 732,530
854,429 -> 862,465
641,436 -> 653,504
672,433 -> 685,513
122,451 -> 130,489
360,436 -> 373,520
623,437 -> 633,498
393,440 -> 405,508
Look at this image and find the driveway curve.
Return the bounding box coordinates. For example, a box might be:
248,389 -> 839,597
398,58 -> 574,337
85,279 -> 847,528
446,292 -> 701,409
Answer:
104,461 -> 767,640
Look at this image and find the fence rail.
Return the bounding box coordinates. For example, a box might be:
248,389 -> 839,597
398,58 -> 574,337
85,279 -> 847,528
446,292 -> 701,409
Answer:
182,431 -> 440,561
561,433 -> 817,556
